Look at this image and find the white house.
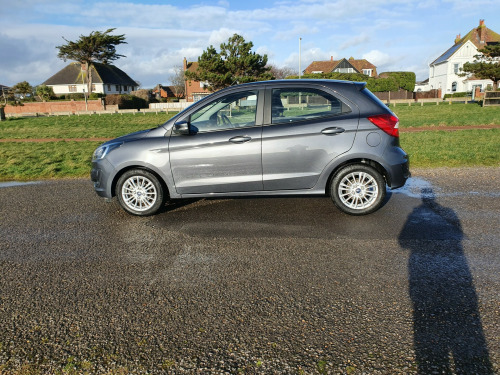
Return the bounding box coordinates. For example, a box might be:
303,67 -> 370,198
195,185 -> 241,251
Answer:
43,62 -> 138,96
426,20 -> 500,98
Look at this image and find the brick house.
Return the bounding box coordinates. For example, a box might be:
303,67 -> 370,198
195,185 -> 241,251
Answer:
152,84 -> 183,100
43,62 -> 138,96
304,57 -> 377,77
183,57 -> 211,102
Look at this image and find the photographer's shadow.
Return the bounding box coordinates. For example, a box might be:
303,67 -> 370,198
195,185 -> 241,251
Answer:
399,188 -> 493,374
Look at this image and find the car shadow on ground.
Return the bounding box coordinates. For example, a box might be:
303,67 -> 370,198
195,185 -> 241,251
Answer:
398,188 -> 493,374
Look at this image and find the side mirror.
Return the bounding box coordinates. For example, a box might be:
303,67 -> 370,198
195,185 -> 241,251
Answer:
173,120 -> 190,135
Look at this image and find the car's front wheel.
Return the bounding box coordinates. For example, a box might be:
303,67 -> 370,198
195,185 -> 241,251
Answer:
116,169 -> 165,216
330,164 -> 386,215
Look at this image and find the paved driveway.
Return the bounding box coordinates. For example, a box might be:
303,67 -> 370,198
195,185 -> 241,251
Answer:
0,168 -> 499,373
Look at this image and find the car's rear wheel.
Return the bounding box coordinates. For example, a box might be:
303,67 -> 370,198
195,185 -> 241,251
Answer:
116,169 -> 165,216
330,164 -> 386,215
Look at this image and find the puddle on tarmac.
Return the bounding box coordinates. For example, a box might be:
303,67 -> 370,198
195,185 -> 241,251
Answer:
393,177 -> 500,198
0,181 -> 42,188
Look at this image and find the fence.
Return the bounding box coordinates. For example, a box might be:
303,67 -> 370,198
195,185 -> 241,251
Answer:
483,91 -> 500,106
149,102 -> 192,111
1,99 -> 194,119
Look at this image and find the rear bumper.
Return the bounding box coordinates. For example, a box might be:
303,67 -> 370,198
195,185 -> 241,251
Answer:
386,148 -> 410,189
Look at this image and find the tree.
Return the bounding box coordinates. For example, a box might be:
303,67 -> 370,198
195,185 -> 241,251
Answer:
461,44 -> 500,90
268,65 -> 298,80
56,28 -> 127,94
169,65 -> 186,98
12,81 -> 33,98
185,34 -> 272,91
36,85 -> 55,101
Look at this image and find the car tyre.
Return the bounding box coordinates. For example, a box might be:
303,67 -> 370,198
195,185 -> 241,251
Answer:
116,169 -> 165,216
330,164 -> 386,215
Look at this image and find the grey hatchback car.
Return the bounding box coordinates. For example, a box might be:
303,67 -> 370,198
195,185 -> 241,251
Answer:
91,79 -> 409,216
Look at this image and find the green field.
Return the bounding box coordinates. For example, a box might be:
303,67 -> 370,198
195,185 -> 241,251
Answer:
393,102 -> 500,128
0,112 -> 176,139
0,105 -> 499,181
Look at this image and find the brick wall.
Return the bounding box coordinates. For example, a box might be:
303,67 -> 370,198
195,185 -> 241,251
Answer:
4,100 -> 105,115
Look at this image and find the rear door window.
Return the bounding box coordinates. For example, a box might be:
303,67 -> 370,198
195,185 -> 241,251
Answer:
271,88 -> 351,124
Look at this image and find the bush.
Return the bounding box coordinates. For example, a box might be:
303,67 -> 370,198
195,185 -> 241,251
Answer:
444,92 -> 469,99
286,71 -> 416,92
379,72 -> 416,92
105,94 -> 148,109
130,89 -> 151,102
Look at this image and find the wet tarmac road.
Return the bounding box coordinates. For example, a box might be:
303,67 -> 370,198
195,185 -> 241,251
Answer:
0,168 -> 499,373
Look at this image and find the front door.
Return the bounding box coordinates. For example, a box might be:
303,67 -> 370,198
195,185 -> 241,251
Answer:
169,89 -> 263,195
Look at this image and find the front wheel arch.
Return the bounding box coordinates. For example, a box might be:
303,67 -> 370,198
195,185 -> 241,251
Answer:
112,166 -> 169,199
114,168 -> 169,216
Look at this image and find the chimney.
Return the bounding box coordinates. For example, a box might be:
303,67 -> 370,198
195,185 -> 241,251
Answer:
183,57 -> 187,71
454,34 -> 461,44
331,56 -> 333,61
478,19 -> 486,43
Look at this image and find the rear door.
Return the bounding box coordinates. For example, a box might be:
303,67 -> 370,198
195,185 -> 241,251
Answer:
262,85 -> 359,191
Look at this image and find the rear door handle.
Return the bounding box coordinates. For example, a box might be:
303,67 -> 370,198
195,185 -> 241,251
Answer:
321,127 -> 345,135
229,136 -> 252,143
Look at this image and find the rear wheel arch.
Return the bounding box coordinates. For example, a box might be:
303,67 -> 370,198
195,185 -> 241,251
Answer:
326,158 -> 389,196
329,163 -> 387,215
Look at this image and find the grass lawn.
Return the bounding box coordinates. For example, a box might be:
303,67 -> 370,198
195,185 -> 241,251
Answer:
400,129 -> 500,168
0,112 -> 177,139
393,102 -> 500,128
0,106 -> 499,181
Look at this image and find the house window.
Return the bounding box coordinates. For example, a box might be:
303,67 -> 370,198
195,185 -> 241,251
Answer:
116,85 -> 120,91
312,71 -> 323,74
362,69 -> 372,76
335,68 -> 354,73
454,64 -> 459,74
123,86 -> 127,91
452,82 -> 457,92
107,85 -> 111,91
68,85 -> 77,92
91,84 -> 96,91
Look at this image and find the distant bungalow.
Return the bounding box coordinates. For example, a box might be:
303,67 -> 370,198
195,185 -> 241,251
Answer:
43,62 -> 138,96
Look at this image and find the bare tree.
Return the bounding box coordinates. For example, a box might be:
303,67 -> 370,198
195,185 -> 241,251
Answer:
169,65 -> 186,98
268,65 -> 298,79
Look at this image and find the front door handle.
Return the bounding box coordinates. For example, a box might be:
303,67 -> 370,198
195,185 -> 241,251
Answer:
321,127 -> 345,135
229,136 -> 252,143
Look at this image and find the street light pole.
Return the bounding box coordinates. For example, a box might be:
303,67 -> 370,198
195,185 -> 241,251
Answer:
299,37 -> 302,79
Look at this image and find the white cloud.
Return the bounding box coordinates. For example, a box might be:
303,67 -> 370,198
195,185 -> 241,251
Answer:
339,33 -> 370,50
362,50 -> 392,67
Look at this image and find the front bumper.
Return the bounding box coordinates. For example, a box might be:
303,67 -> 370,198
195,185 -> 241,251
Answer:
90,159 -> 115,198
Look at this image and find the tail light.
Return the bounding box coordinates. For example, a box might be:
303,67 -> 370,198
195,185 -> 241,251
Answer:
367,114 -> 399,137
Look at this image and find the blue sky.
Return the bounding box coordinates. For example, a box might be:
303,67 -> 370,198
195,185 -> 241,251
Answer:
1,0 -> 499,88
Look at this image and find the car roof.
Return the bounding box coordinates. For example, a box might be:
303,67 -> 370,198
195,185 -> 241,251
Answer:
221,79 -> 366,91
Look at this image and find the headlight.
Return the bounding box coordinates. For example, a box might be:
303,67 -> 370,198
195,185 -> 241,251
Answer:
92,142 -> 122,161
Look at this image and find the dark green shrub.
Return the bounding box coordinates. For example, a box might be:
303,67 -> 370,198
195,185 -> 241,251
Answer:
287,71 -> 416,92
89,93 -> 104,100
104,94 -> 148,109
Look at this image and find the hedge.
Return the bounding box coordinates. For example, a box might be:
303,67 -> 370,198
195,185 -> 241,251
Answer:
286,71 -> 416,92
105,94 -> 148,109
